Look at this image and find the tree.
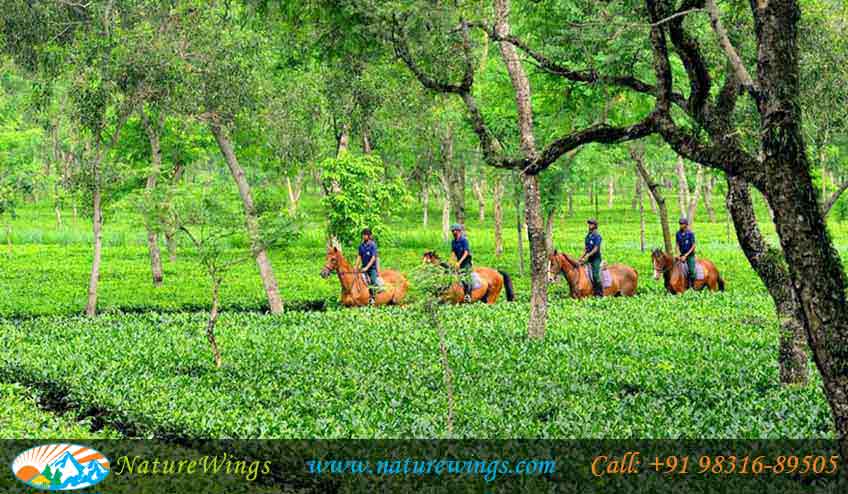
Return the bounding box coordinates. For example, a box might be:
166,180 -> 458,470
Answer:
391,0 -> 657,338
159,174 -> 299,367
320,151 -> 407,246
172,1 -> 286,313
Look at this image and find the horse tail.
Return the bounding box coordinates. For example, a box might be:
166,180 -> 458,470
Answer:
718,274 -> 725,292
499,271 -> 515,301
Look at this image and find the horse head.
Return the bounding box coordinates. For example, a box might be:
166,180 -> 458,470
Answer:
422,251 -> 441,264
321,246 -> 342,278
651,248 -> 670,280
548,249 -> 563,283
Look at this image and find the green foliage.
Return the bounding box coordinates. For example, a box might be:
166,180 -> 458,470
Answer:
0,382 -> 119,438
0,295 -> 832,438
320,152 -> 407,245
161,176 -> 300,281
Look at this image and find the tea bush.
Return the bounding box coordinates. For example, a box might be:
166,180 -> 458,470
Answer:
0,294 -> 831,439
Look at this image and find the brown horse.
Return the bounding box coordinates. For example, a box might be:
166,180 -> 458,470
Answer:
650,249 -> 725,294
422,251 -> 515,304
320,245 -> 409,307
547,250 -> 639,298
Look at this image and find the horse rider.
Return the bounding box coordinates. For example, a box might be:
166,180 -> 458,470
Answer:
676,217 -> 697,288
450,224 -> 473,302
578,218 -> 603,297
356,228 -> 379,305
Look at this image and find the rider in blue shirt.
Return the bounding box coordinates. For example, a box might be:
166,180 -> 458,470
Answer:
450,224 -> 473,302
578,218 -> 603,297
357,228 -> 379,304
676,217 -> 696,288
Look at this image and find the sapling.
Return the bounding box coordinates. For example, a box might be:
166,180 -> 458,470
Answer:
408,263 -> 462,437
154,176 -> 298,368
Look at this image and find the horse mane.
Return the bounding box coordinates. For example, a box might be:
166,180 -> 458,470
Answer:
561,253 -> 579,268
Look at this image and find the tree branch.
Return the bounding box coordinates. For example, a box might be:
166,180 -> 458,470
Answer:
466,21 -> 690,112
531,117 -> 656,174
665,0 -> 712,118
391,16 -> 471,94
823,179 -> 848,216
704,0 -> 759,98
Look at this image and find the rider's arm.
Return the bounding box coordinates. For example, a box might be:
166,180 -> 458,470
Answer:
580,245 -> 598,262
456,250 -> 468,265
683,242 -> 695,259
363,256 -> 375,271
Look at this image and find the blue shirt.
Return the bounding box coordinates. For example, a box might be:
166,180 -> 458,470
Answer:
585,231 -> 602,261
359,240 -> 378,270
677,230 -> 696,255
451,235 -> 470,261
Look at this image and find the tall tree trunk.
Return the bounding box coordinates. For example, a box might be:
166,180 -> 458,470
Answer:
522,173 -> 548,339
140,110 -> 164,287
632,146 -> 673,254
472,178 -> 486,221
85,159 -> 103,317
544,207 -> 556,254
751,0 -> 848,455
209,123 -> 284,314
54,196 -> 62,229
165,162 -> 185,262
686,165 -> 704,225
607,176 -> 615,208
285,171 -> 304,215
336,123 -> 350,157
440,176 -> 451,242
675,156 -> 689,217
422,182 -> 429,228
493,177 -> 504,256
703,174 -> 717,222
637,172 -> 646,252
515,187 -> 525,277
206,277 -> 223,368
726,176 -> 807,384
631,174 -> 640,210
495,0 -> 546,338
362,127 -> 372,154
441,126 -> 465,224
567,188 -> 574,216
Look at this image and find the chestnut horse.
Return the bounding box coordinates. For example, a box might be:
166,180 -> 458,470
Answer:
547,250 -> 638,298
320,246 -> 409,307
650,249 -> 725,294
422,251 -> 515,304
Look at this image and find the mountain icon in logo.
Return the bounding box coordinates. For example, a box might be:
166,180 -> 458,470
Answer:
12,444 -> 110,491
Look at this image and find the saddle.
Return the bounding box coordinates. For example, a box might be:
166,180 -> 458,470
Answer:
469,272 -> 483,291
677,261 -> 705,280
360,273 -> 385,287
583,265 -> 613,288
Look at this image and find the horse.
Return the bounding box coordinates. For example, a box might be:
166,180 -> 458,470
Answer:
650,248 -> 725,294
421,251 -> 515,304
547,250 -> 638,298
320,245 -> 409,307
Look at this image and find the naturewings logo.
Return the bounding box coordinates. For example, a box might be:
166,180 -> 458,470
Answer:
11,444 -> 110,491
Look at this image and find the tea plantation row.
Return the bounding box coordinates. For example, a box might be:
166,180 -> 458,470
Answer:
0,294 -> 832,439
